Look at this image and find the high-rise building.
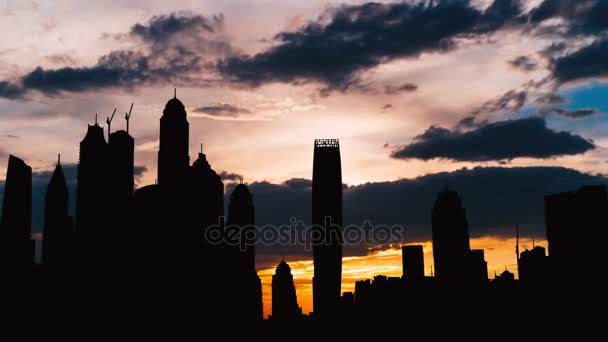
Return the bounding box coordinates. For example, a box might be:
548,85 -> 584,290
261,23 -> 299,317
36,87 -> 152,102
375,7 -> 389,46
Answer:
228,183 -> 262,320
190,150 -> 224,231
272,260 -> 301,320
158,94 -> 189,186
0,155 -> 33,271
41,157 -> 74,269
469,249 -> 488,285
545,185 -> 607,280
75,118 -> 108,264
519,246 -> 549,288
108,130 -> 134,207
312,139 -> 343,318
402,245 -> 424,281
432,189 -> 471,285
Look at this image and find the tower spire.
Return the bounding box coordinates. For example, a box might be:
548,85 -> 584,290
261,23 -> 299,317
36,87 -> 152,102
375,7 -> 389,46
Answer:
95,113 -> 98,125
200,142 -> 203,154
174,88 -> 177,99
57,153 -> 60,165
516,223 -> 520,276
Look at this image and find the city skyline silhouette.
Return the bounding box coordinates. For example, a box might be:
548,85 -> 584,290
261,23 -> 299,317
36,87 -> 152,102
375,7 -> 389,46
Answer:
0,94 -> 605,320
1,0 -> 608,322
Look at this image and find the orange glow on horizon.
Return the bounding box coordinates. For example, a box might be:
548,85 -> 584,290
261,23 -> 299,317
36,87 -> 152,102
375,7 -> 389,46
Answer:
258,236 -> 547,318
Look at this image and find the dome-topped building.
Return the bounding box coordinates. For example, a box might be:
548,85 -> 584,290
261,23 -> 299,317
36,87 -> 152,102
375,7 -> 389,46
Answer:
158,93 -> 190,186
431,188 -> 471,284
272,259 -> 301,320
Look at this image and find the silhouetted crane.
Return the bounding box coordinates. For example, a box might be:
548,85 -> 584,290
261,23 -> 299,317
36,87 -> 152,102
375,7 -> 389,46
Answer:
106,108 -> 116,140
125,103 -> 134,134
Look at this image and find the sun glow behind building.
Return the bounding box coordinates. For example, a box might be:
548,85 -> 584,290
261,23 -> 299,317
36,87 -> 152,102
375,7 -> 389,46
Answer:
258,236 -> 546,318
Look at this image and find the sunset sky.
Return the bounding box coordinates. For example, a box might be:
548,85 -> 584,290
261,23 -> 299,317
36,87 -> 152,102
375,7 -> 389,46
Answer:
1,0 -> 607,318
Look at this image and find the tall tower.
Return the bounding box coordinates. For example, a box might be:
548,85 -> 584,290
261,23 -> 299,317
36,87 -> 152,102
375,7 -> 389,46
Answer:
0,155 -> 33,271
190,150 -> 224,229
431,188 -> 471,285
41,157 -> 74,269
272,260 -> 301,320
75,118 -> 108,264
312,139 -> 343,318
158,94 -> 189,186
228,183 -> 262,320
108,130 -> 134,207
228,183 -> 255,273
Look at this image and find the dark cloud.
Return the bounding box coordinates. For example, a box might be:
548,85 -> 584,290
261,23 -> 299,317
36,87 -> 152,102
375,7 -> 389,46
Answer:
0,81 -> 25,99
539,42 -> 568,60
237,166 -> 607,265
544,108 -> 598,119
535,92 -> 566,106
1,134 -> 19,139
284,178 -> 312,189
1,12 -> 229,98
455,116 -> 488,130
552,37 -> 608,83
193,103 -> 251,117
219,0 -> 525,91
390,117 -> 594,162
471,89 -> 527,116
384,83 -> 418,95
219,171 -> 243,181
131,12 -> 221,43
0,163 -> 147,235
529,0 -> 608,37
130,12 -> 232,56
508,55 -> 538,72
382,104 -> 393,110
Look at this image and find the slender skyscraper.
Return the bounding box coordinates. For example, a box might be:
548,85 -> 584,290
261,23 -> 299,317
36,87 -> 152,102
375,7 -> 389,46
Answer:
158,93 -> 189,186
432,188 -> 471,285
228,183 -> 262,320
75,119 -> 107,233
228,183 -> 256,273
272,260 -> 301,320
0,155 -> 33,271
41,157 -> 74,269
312,139 -> 343,318
190,149 -> 224,230
108,130 -> 134,207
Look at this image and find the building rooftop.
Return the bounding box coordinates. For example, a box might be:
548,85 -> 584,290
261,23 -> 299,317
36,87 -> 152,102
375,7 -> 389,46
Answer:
314,139 -> 339,148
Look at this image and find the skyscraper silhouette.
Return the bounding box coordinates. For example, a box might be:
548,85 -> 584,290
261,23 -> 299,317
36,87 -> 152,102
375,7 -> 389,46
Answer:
108,129 -> 134,208
272,260 -> 301,320
41,157 -> 74,270
312,139 -> 343,318
0,155 -> 33,272
158,94 -> 189,186
402,245 -> 424,281
545,185 -> 607,284
228,183 -> 263,320
468,249 -> 488,285
519,245 -> 549,288
228,183 -> 255,272
106,123 -> 135,270
432,189 -> 471,285
190,149 -> 224,234
75,118 -> 108,266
